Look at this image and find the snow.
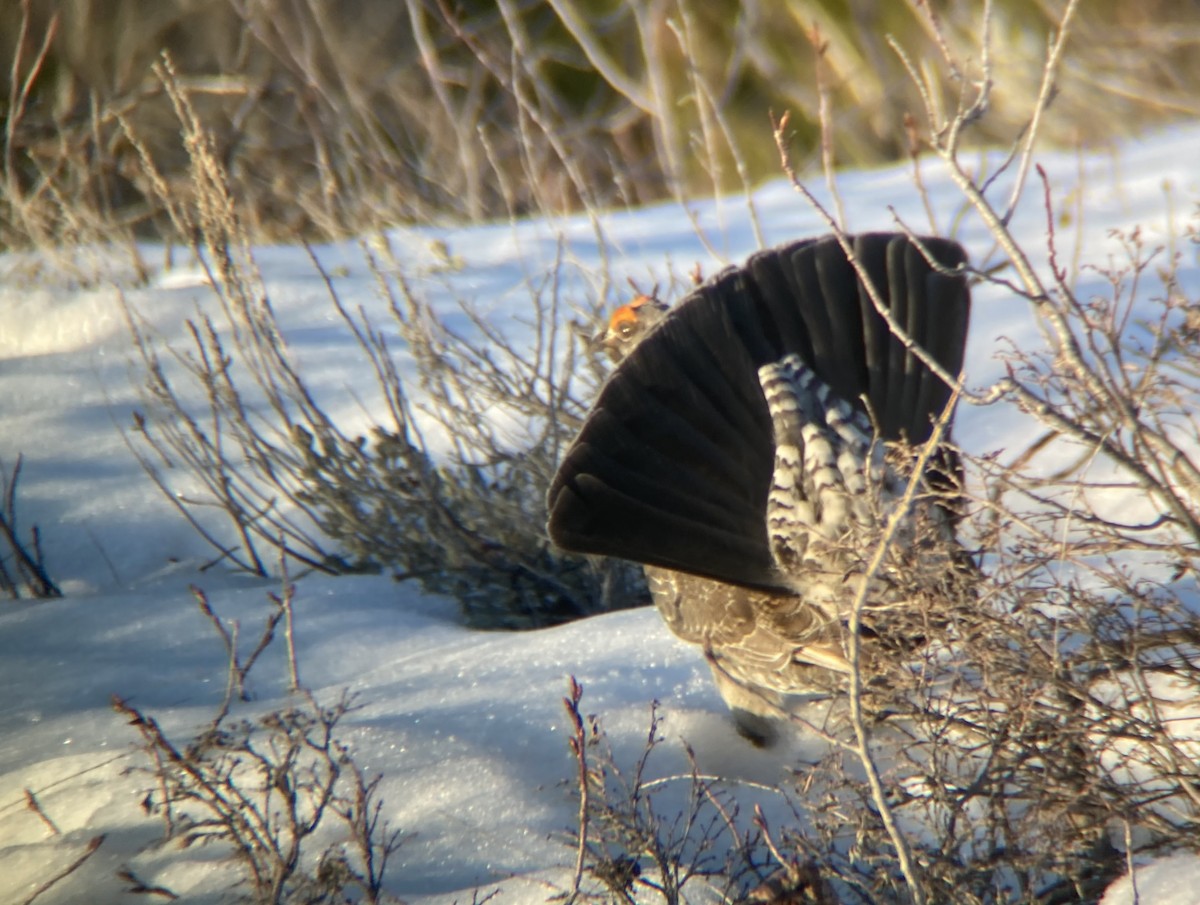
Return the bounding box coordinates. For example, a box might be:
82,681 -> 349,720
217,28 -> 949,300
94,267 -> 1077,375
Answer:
1099,852 -> 1200,905
3,123 -> 1200,903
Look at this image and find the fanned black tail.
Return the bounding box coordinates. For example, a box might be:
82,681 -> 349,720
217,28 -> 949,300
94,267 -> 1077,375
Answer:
547,232 -> 970,592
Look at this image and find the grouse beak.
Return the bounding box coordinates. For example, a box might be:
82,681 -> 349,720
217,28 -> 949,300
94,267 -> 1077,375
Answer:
593,326 -> 619,361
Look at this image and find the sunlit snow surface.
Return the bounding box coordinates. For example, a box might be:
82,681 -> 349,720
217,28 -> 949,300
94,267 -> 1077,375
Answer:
2,126 -> 1200,903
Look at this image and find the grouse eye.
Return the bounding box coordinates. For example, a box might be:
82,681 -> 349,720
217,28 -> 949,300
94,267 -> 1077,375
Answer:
618,322 -> 635,338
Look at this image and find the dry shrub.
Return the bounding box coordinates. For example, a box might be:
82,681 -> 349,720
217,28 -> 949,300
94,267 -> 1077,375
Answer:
0,454 -> 61,599
560,678 -> 774,905
114,580 -> 404,904
4,0 -> 1200,254
12,0 -> 1200,896
119,57 -> 643,628
558,3 -> 1200,903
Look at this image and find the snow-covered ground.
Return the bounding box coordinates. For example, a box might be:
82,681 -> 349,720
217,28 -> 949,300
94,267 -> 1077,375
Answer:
1,125 -> 1199,904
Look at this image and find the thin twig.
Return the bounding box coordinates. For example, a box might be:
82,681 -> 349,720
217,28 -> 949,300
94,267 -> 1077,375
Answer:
23,789 -> 60,836
1001,0 -> 1082,224
563,676 -> 590,901
18,835 -> 104,905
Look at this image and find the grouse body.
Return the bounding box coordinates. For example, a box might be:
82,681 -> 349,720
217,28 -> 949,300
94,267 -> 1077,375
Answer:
549,233 -> 971,744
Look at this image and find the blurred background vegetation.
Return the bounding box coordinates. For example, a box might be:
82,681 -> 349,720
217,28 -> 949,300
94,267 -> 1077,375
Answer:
2,0 -> 1198,249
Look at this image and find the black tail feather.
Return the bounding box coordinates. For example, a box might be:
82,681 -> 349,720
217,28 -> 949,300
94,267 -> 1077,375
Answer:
547,233 -> 970,592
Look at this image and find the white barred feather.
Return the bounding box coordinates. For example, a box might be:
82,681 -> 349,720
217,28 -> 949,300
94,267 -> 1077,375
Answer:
759,353 -> 888,592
